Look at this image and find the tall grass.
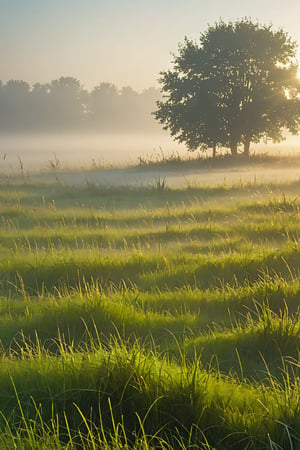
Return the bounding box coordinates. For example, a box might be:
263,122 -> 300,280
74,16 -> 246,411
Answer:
1,174 -> 300,448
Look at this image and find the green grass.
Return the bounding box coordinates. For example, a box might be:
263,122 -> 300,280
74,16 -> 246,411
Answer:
1,172 -> 300,448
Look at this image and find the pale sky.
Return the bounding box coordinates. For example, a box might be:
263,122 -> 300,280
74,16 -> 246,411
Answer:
1,0 -> 300,91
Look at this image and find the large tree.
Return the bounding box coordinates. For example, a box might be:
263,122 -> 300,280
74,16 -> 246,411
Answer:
154,19 -> 300,157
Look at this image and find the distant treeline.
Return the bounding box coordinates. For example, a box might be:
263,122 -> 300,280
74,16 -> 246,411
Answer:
0,77 -> 161,132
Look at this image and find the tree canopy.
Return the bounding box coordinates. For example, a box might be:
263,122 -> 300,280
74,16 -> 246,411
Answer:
154,19 -> 300,156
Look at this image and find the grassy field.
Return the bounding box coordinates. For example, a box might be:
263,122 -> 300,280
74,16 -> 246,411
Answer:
1,162 -> 300,449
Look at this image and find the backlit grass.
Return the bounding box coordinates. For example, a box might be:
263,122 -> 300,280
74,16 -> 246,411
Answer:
1,173 -> 300,448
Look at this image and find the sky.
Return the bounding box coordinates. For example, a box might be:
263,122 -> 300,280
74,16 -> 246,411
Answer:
1,0 -> 300,92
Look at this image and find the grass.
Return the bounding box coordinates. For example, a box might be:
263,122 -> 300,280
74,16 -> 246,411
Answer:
135,147 -> 300,171
1,166 -> 300,448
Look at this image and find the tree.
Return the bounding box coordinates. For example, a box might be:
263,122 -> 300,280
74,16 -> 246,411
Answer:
47,77 -> 87,129
154,19 -> 300,157
0,80 -> 31,131
88,82 -> 120,130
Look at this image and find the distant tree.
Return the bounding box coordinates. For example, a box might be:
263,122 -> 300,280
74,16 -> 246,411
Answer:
0,77 -> 161,133
88,82 -> 120,130
118,86 -> 139,130
29,83 -> 51,130
138,87 -> 167,133
88,83 -> 161,132
119,86 -> 162,132
0,80 -> 31,130
154,19 -> 300,157
47,77 -> 87,129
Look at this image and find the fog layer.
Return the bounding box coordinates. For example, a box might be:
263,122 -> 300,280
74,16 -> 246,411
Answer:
1,132 -> 300,174
0,132 -> 190,171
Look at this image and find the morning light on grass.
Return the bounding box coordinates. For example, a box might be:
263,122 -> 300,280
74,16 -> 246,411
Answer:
1,1 -> 300,449
1,161 -> 300,448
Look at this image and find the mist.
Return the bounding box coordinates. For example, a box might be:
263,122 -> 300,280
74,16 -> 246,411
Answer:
1,77 -> 300,174
0,132 -> 190,172
1,131 -> 300,175
0,77 -> 188,171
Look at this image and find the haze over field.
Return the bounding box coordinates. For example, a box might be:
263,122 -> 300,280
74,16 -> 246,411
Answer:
0,1 -> 299,168
1,0 -> 299,90
1,133 -> 300,174
0,132 -> 188,170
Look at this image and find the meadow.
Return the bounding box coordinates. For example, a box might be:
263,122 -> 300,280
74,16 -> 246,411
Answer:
1,159 -> 300,449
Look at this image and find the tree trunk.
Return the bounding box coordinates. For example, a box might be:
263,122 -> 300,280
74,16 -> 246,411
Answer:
212,144 -> 216,159
243,139 -> 250,157
230,142 -> 238,157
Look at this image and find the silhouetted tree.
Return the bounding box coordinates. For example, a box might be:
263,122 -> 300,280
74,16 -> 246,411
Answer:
154,19 -> 300,156
155,71 -> 225,157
